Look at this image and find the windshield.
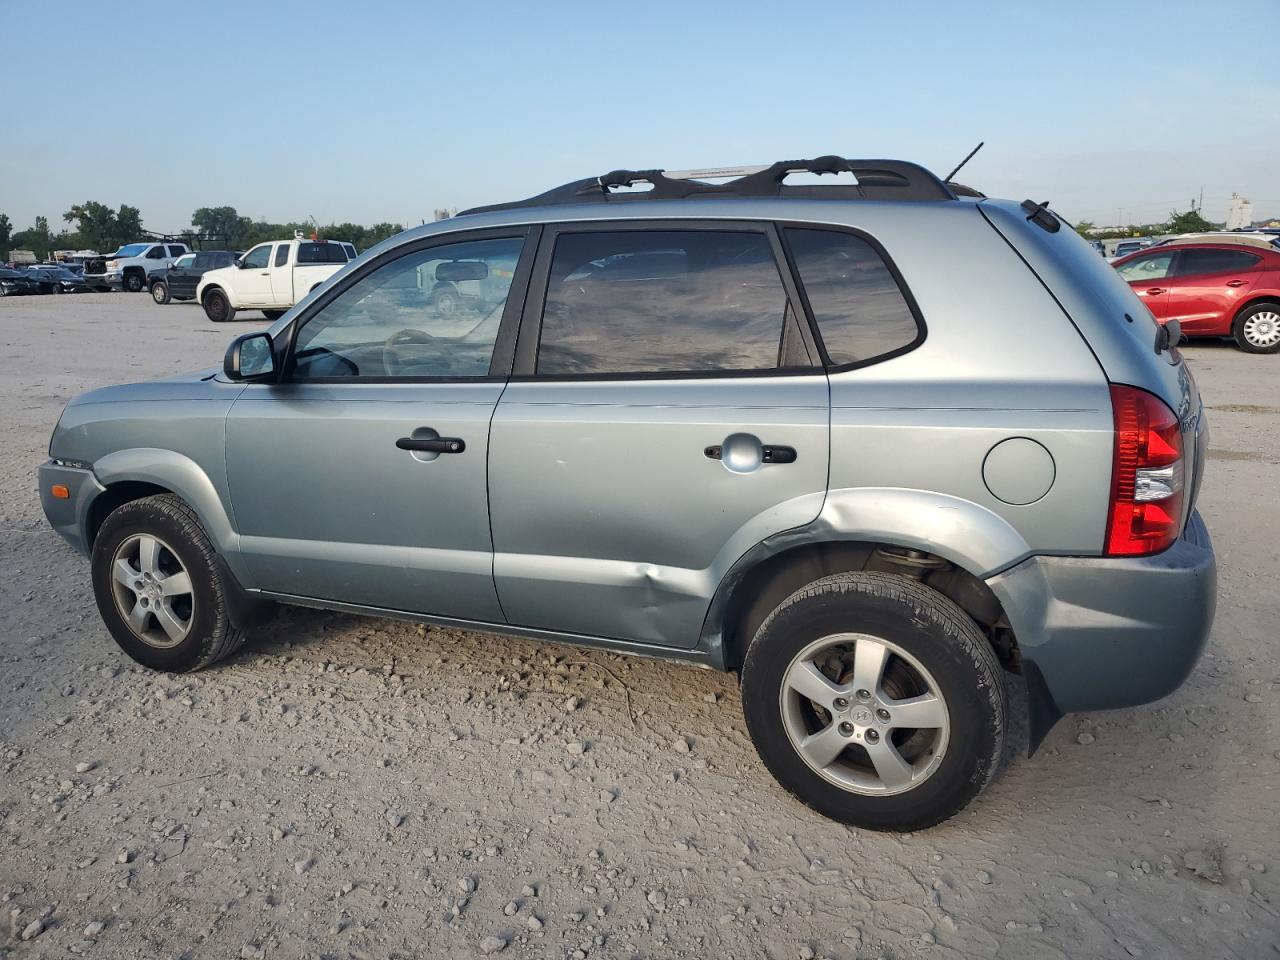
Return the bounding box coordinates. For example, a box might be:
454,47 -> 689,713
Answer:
113,243 -> 149,257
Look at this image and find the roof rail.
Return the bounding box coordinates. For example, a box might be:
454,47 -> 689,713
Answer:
459,156 -> 957,216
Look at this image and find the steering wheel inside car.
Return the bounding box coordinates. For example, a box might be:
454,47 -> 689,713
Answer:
383,328 -> 447,376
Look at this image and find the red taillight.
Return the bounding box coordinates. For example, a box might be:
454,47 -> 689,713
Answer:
1105,384 -> 1184,556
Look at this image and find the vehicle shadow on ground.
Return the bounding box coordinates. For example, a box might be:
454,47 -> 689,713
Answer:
232,600 -> 1242,838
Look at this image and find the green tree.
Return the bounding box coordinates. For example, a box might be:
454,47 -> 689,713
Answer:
10,216 -> 54,259
116,205 -> 143,242
192,206 -> 252,246
1072,219 -> 1096,237
1166,209 -> 1218,234
63,201 -> 118,251
0,213 -> 11,253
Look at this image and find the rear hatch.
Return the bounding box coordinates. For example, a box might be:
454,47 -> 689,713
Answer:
979,199 -> 1206,528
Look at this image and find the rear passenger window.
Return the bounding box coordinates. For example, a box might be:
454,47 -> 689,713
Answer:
536,231 -> 790,376
274,244 -> 289,267
1175,249 -> 1260,276
785,228 -> 920,366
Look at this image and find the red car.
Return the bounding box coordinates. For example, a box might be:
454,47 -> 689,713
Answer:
1112,242 -> 1280,353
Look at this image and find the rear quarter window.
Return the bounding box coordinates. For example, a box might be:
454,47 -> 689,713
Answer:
297,243 -> 348,265
785,228 -> 921,366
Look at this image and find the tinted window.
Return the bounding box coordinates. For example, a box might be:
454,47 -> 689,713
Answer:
297,242 -> 348,265
274,244 -> 289,267
145,246 -> 166,259
242,244 -> 272,270
1175,248 -> 1260,276
1116,252 -> 1175,282
785,228 -> 919,365
1115,242 -> 1145,257
291,237 -> 523,379
536,231 -> 789,376
167,245 -> 187,258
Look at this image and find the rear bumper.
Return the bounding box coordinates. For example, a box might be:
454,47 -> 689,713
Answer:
988,511 -> 1216,713
38,461 -> 104,556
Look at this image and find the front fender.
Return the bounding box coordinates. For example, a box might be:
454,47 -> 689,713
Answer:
92,448 -> 239,557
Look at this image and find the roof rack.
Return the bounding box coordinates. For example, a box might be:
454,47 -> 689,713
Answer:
459,156 -> 957,216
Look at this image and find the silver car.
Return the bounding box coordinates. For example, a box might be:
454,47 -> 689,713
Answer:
39,157 -> 1216,830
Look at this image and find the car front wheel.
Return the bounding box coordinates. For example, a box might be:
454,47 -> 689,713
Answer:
741,571 -> 1006,831
91,494 -> 246,672
1233,301 -> 1280,354
203,289 -> 235,323
124,272 -> 144,293
151,280 -> 170,304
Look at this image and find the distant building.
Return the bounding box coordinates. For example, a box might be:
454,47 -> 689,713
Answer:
1225,193 -> 1253,231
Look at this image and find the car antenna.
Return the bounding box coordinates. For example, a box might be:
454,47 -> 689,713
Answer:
943,141 -> 984,183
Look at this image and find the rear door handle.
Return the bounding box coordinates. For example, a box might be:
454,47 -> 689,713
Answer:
396,436 -> 465,453
1226,279 -> 1248,287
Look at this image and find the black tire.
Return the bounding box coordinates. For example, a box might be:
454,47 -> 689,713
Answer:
262,309 -> 285,321
203,288 -> 234,323
91,494 -> 246,672
1232,301 -> 1280,354
151,280 -> 171,304
428,284 -> 460,317
740,572 -> 1006,831
123,271 -> 144,293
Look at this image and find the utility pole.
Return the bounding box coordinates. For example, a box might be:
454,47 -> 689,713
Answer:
1199,186 -> 1204,212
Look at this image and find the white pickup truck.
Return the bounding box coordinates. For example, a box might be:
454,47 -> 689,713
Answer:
196,238 -> 353,322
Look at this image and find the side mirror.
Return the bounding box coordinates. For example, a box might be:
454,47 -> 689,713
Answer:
224,332 -> 276,381
234,258 -> 245,269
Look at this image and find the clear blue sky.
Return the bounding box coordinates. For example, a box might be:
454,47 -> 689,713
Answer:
3,0 -> 1276,233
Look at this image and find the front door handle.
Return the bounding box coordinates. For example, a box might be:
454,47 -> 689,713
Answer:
396,436 -> 465,454
1226,279 -> 1248,288
1144,287 -> 1167,296
704,442 -> 797,464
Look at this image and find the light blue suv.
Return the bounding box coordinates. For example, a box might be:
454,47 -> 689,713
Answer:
39,157 -> 1216,829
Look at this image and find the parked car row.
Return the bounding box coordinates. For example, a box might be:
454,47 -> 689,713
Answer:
0,263 -> 92,295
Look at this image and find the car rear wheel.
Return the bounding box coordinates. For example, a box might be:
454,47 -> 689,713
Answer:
1233,302 -> 1280,354
91,494 -> 246,672
151,280 -> 171,304
203,289 -> 235,323
740,571 -> 1006,831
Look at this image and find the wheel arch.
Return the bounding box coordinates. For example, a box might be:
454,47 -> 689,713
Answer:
201,283 -> 233,307
702,488 -> 1033,675
88,449 -> 238,557
1233,293 -> 1280,320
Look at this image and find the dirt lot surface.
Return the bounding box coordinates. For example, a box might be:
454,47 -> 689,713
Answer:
1,293 -> 1277,959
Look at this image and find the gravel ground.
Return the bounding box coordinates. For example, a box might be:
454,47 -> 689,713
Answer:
1,293 -> 1277,959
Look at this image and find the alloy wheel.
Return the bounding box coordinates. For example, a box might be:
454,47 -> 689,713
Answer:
779,632 -> 950,796
109,534 -> 195,648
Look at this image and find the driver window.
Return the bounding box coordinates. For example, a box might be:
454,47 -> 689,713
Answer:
1115,252 -> 1174,282
242,245 -> 272,270
290,236 -> 524,379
